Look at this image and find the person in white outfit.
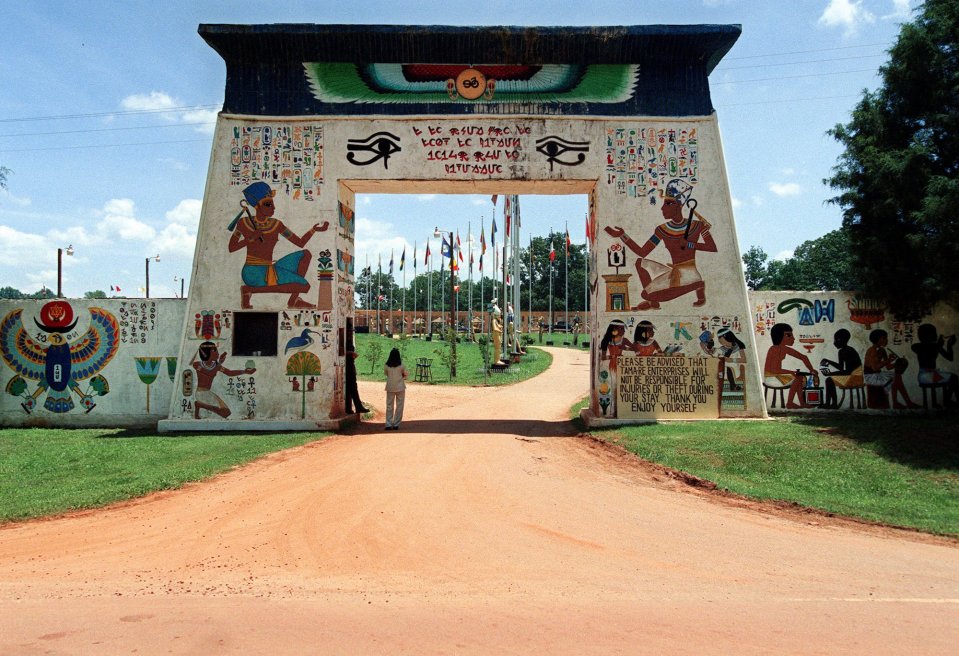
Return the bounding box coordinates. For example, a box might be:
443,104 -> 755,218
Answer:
383,347 -> 408,430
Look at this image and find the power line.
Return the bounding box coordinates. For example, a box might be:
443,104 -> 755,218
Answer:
0,104 -> 220,124
716,53 -> 886,71
723,42 -> 889,61
712,68 -> 879,85
0,122 -> 215,138
0,138 -> 210,154
716,94 -> 860,108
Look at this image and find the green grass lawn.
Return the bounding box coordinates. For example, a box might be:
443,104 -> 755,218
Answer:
3,378 -> 955,537
354,332 -> 553,385
574,403 -> 959,536
0,428 -> 323,523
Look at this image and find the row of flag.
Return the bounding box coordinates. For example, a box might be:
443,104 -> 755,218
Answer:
359,225 -> 575,276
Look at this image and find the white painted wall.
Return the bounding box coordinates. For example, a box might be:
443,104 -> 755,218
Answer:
0,299 -> 185,428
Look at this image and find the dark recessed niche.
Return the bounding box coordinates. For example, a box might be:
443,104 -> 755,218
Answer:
232,312 -> 278,357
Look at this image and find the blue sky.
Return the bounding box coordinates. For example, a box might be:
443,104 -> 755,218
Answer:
0,0 -> 914,297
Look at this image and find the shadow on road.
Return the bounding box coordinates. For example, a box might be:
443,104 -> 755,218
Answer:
342,417 -> 580,438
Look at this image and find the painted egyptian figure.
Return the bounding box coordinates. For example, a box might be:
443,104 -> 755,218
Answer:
228,181 -> 329,309
604,179 -> 716,310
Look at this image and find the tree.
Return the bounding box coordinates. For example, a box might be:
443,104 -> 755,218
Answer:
743,229 -> 861,291
0,166 -> 9,190
742,246 -> 770,291
84,290 -> 108,299
0,286 -> 25,299
520,232 -> 587,316
826,0 -> 959,319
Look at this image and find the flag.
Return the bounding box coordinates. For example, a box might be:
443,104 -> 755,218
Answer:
378,253 -> 382,272
400,246 -> 406,271
425,240 -> 431,265
491,217 -> 497,249
413,242 -> 417,270
389,251 -> 394,275
505,196 -> 511,237
456,231 -> 463,262
480,225 -> 486,256
549,240 -> 556,263
491,194 -> 498,206
441,235 -> 451,258
565,227 -> 571,256
530,236 -> 534,266
111,285 -> 121,292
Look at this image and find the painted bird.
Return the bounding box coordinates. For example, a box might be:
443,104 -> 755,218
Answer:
284,329 -> 321,354
1,301 -> 120,413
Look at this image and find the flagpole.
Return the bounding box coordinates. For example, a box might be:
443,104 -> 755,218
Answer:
584,212 -> 589,328
512,196 -> 521,355
529,234 -> 533,333
455,231 -> 460,333
389,249 -> 394,335
440,248 -> 445,329
467,221 -> 473,341
564,220 -> 569,340
412,241 -> 417,336
377,254 -> 382,335
548,227 -> 553,336
427,240 -> 432,337
501,200 -> 508,362
479,217 -> 485,334
401,247 -> 407,336
365,254 -> 370,331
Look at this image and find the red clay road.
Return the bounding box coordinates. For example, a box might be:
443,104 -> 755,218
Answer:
1,347 -> 957,654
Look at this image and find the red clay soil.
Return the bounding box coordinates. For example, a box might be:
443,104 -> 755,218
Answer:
1,347 -> 957,654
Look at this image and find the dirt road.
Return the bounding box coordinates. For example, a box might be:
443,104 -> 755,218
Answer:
1,347 -> 957,654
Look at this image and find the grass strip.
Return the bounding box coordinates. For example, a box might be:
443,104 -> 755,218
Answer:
577,404 -> 959,536
0,428 -> 323,523
355,333 -> 553,385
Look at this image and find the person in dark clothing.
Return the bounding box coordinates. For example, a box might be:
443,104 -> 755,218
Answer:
344,343 -> 368,414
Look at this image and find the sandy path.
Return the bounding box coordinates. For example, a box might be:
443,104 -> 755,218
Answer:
1,347 -> 957,654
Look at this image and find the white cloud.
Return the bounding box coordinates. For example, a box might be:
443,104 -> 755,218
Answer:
165,199 -> 202,228
769,182 -> 802,197
356,216 -> 394,239
122,91 -> 178,114
730,196 -> 743,209
781,167 -> 795,176
818,0 -> 876,36
774,249 -> 795,261
416,194 -> 437,201
95,198 -> 156,241
359,196 -> 372,206
0,188 -> 31,207
751,195 -> 765,207
159,157 -> 189,172
155,223 -> 197,258
0,225 -> 47,266
47,225 -> 96,247
120,91 -> 218,134
353,216 -> 413,266
883,0 -> 912,20
155,199 -> 200,257
180,107 -> 219,135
